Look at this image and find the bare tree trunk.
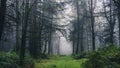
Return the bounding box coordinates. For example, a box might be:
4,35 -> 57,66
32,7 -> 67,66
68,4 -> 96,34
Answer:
38,19 -> 43,56
15,0 -> 20,53
20,1 -> 30,67
75,0 -> 80,54
43,38 -> 47,54
80,17 -> 84,52
112,0 -> 120,46
72,30 -> 75,54
48,18 -> 53,55
0,0 -> 7,41
90,0 -> 95,50
118,11 -> 120,46
109,0 -> 114,45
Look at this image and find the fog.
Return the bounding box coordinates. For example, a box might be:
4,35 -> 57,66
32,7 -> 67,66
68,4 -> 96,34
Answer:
51,0 -> 74,55
59,37 -> 72,55
52,31 -> 72,55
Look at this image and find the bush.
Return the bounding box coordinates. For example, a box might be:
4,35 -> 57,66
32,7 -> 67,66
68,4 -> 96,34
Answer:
73,52 -> 88,59
0,52 -> 36,68
0,52 -> 20,68
23,53 -> 35,68
82,45 -> 120,68
83,52 -> 113,68
40,53 -> 49,59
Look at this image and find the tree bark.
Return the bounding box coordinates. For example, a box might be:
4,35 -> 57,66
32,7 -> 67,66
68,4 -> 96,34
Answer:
20,1 -> 30,67
0,0 -> 7,41
118,11 -> 120,46
75,0 -> 80,54
15,0 -> 20,53
90,0 -> 95,50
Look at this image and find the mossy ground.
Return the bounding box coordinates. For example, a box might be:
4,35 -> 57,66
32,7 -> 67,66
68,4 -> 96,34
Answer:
35,56 -> 87,68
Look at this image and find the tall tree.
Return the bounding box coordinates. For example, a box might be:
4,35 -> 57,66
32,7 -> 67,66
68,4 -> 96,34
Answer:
112,0 -> 120,45
19,0 -> 36,67
90,0 -> 95,50
0,0 -> 7,41
103,0 -> 116,45
15,0 -> 21,53
75,0 -> 80,54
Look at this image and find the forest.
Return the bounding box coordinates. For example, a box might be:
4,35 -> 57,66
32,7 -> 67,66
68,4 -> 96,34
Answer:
0,0 -> 120,68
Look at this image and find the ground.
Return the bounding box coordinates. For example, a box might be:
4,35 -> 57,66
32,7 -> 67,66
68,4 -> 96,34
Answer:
35,56 -> 87,68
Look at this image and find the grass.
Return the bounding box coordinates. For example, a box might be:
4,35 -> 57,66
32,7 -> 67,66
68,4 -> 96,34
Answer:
35,55 -> 87,68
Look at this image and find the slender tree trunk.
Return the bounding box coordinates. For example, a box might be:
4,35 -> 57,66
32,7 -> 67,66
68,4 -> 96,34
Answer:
20,1 -> 29,67
43,38 -> 47,54
80,18 -> 84,52
15,0 -> 20,53
109,0 -> 113,45
103,0 -> 115,45
112,0 -> 120,46
109,0 -> 115,45
48,22 -> 53,55
0,0 -> 7,41
90,0 -> 95,51
76,0 -> 80,54
38,20 -> 43,56
20,20 -> 28,68
118,11 -> 120,46
72,31 -> 75,54
117,6 -> 120,46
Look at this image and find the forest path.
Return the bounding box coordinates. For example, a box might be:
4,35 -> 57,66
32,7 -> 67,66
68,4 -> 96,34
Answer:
35,56 -> 87,68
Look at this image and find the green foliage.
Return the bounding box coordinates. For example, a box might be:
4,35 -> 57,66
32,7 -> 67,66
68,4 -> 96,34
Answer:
83,45 -> 120,68
24,53 -> 35,64
83,52 -> 108,68
0,52 -> 36,68
0,52 -> 20,68
39,53 -> 49,59
73,52 -> 88,59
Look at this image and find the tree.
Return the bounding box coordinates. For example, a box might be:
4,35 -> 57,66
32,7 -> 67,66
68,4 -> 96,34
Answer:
90,0 -> 95,50
19,0 -> 37,67
0,0 -> 7,41
103,0 -> 116,45
112,0 -> 120,46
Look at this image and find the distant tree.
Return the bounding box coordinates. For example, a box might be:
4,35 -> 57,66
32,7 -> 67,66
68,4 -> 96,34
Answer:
103,0 -> 116,45
15,0 -> 21,53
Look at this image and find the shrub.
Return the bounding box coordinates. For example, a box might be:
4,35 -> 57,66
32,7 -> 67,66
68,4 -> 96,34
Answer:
82,45 -> 120,68
23,53 -> 35,68
73,52 -> 88,59
40,53 -> 49,59
0,52 -> 20,68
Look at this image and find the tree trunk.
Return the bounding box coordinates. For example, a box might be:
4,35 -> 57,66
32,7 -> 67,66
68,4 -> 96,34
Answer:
118,11 -> 120,46
76,0 -> 80,54
0,0 -> 7,41
15,0 -> 20,53
43,38 -> 47,54
48,23 -> 52,55
80,18 -> 84,52
90,0 -> 95,51
20,1 -> 29,67
72,31 -> 75,54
